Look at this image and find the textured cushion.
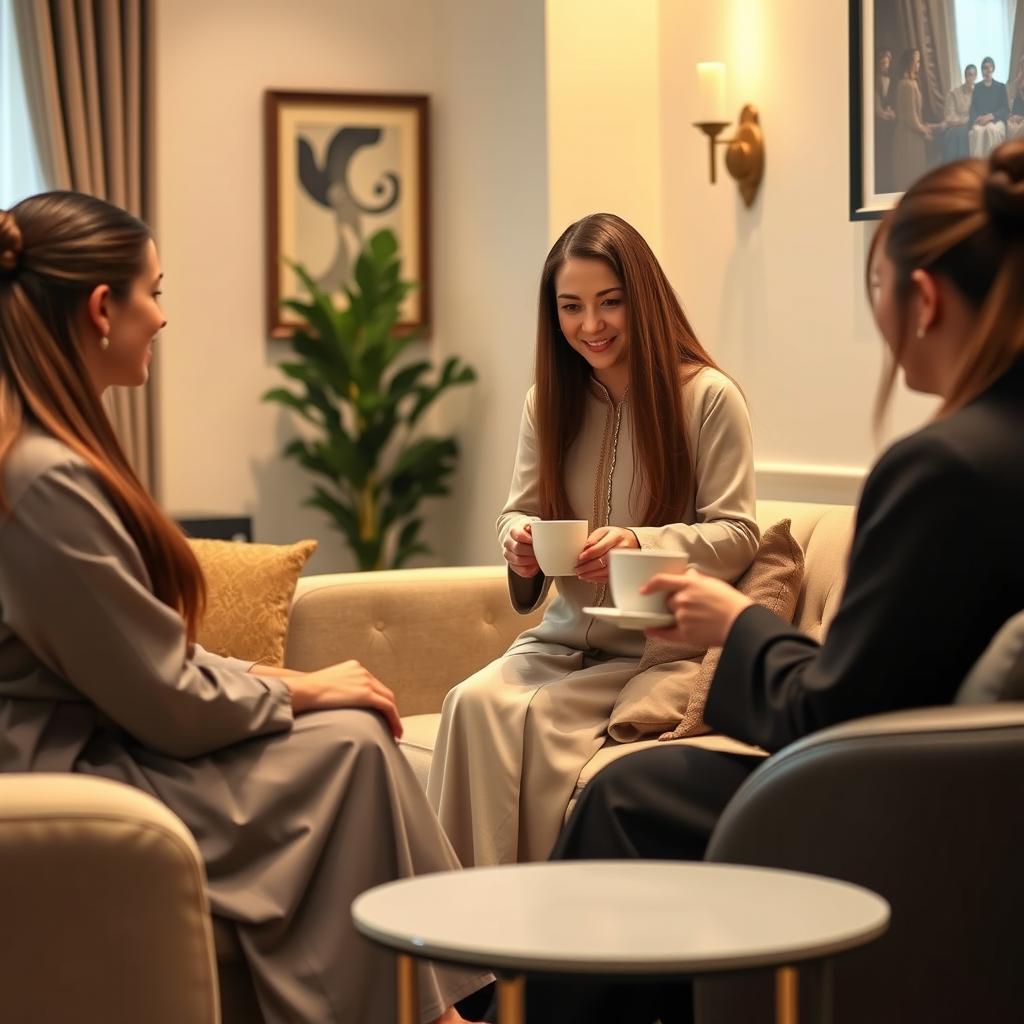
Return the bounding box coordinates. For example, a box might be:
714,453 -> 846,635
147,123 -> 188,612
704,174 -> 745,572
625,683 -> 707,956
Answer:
955,610 -> 1024,704
189,538 -> 317,667
607,520 -> 805,742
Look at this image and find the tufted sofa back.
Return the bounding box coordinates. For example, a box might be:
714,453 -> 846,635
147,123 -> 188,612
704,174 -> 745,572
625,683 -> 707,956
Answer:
284,500 -> 856,714
756,500 -> 854,640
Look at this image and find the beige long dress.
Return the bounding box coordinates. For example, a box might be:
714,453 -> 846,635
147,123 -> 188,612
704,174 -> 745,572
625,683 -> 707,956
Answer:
893,77 -> 929,191
427,367 -> 759,867
0,429 -> 490,1024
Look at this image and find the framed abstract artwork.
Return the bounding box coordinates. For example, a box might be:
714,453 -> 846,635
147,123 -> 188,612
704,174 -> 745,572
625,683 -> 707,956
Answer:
850,0 -> 1024,219
265,90 -> 430,336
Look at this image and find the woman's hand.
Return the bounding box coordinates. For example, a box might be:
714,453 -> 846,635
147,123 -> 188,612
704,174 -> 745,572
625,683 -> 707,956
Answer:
503,521 -> 540,578
287,661 -> 403,738
640,568 -> 754,649
575,526 -> 639,583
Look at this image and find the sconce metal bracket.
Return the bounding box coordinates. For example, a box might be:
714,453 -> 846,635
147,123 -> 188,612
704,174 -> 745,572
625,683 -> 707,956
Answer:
694,104 -> 765,208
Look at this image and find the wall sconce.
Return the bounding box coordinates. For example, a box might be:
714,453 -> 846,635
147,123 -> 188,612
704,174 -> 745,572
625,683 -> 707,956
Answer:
693,63 -> 765,208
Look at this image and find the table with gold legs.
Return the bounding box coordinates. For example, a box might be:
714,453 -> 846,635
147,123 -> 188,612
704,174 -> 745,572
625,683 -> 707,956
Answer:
353,862 -> 889,1024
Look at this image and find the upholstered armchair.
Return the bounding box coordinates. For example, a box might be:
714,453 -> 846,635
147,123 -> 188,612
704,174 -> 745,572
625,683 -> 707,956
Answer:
0,774 -> 220,1024
696,704 -> 1024,1023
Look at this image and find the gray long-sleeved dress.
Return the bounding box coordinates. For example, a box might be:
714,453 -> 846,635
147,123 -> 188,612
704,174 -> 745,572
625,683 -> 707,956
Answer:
0,428 -> 489,1024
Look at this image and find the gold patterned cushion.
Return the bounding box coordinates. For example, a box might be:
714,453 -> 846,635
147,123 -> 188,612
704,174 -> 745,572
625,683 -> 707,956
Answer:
188,538 -> 317,667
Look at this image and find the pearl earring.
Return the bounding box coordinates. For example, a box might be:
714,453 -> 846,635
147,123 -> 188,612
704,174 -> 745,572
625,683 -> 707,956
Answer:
916,326 -> 925,339
100,336 -> 110,350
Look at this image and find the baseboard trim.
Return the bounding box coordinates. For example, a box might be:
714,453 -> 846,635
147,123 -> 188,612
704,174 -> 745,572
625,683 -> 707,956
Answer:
755,461 -> 867,505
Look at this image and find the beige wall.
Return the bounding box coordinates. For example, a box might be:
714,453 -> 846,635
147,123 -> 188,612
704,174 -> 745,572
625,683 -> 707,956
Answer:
154,0 -> 548,570
546,0 -> 663,248
657,0 -> 938,503
156,0 -> 941,575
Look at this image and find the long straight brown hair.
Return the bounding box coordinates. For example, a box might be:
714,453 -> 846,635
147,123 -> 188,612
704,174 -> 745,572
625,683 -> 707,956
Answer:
535,213 -> 722,525
868,142 -> 1024,426
0,192 -> 205,640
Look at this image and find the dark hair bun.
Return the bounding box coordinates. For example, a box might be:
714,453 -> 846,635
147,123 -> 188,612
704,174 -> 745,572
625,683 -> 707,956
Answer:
985,142 -> 1024,237
0,210 -> 22,275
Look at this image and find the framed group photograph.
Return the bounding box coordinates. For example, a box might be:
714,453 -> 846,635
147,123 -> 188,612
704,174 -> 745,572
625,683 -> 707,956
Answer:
850,0 -> 1024,219
265,90 -> 430,337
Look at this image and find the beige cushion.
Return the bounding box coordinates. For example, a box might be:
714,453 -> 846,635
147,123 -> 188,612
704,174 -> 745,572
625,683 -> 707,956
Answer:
190,538 -> 317,667
756,501 -> 853,639
607,520 -> 805,742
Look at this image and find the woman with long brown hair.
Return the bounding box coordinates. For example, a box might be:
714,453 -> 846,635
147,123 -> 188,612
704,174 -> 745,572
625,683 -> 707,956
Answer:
524,143 -> 1024,1024
426,213 -> 759,868
0,191 -> 491,1024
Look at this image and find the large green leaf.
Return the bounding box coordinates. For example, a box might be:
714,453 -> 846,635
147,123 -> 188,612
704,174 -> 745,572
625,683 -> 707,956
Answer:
408,358 -> 477,425
369,229 -> 398,262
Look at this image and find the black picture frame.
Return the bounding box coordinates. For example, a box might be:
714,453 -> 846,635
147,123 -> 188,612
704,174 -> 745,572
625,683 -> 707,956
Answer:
852,1 -> 1024,221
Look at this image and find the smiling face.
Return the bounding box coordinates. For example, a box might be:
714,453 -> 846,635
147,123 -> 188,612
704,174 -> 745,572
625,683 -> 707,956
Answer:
983,59 -> 995,82
966,65 -> 978,87
81,238 -> 166,393
554,257 -> 629,386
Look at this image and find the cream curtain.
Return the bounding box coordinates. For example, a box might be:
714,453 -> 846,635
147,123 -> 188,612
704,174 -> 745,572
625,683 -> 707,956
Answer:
12,0 -> 157,493
899,0 -> 960,122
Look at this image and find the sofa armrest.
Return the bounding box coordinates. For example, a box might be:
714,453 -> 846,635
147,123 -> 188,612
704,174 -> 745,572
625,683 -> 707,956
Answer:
698,704 -> 1024,1023
0,774 -> 219,1024
285,566 -> 547,714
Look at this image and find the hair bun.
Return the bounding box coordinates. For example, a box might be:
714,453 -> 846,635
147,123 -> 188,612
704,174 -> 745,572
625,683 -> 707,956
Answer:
0,209 -> 22,276
985,142 -> 1024,236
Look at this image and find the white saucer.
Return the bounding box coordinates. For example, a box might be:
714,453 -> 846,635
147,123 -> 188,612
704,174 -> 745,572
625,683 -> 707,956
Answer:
583,606 -> 674,631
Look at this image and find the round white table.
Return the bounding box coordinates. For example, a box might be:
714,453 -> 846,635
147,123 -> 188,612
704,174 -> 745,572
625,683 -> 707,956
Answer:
352,861 -> 890,1024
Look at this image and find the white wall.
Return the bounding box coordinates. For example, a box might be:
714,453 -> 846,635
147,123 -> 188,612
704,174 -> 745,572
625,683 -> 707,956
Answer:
156,0 -> 943,577
428,0 -> 549,566
657,0 -> 939,503
546,0 -> 663,248
155,0 -> 548,570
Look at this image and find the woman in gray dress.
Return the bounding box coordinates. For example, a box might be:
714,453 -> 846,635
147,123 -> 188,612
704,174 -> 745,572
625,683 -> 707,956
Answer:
0,192 -> 490,1024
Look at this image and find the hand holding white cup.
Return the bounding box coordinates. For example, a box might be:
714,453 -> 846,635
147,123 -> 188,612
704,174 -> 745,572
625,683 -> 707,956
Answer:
504,521 -> 541,578
640,569 -> 754,647
574,526 -> 640,582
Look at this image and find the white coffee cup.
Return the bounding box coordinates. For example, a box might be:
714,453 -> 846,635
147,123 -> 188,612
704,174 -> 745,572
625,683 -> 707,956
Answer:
530,519 -> 589,576
609,549 -> 689,613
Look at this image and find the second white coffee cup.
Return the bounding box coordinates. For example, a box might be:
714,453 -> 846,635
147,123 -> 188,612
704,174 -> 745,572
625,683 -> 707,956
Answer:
609,549 -> 689,613
530,519 -> 589,576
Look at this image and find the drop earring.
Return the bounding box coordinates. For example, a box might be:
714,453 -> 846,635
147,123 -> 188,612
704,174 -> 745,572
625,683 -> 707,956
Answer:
100,336 -> 110,350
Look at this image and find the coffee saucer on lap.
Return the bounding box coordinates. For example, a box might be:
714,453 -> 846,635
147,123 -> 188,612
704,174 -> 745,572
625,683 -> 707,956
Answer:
583,607 -> 674,631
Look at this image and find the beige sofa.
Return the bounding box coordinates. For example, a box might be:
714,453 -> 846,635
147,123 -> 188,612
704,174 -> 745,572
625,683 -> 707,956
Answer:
285,499 -> 855,805
0,499 -> 855,1024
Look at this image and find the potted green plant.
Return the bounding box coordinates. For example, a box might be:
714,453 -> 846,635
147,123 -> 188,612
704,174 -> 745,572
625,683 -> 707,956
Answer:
263,229 -> 476,571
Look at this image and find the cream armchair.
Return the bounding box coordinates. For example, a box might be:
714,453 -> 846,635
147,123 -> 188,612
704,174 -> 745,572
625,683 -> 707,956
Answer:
0,774 -> 220,1024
